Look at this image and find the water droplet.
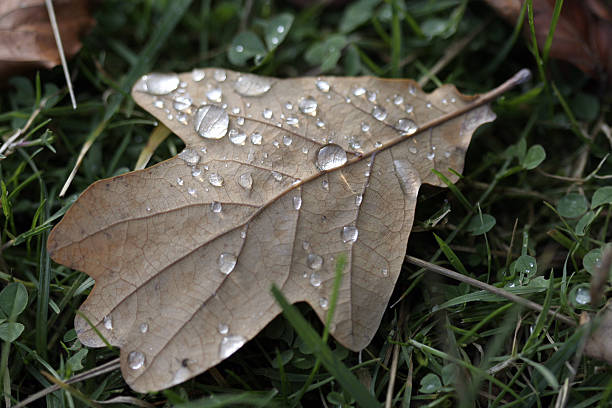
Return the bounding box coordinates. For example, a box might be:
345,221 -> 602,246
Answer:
153,99 -> 164,109
179,148 -> 200,166
218,323 -> 229,335
234,74 -> 273,96
283,135 -> 293,146
396,118 -> 418,135
128,351 -> 145,370
302,241 -> 311,251
321,179 -> 329,191
192,167 -> 202,177
177,112 -> 189,125
235,44 -> 244,53
206,87 -> 223,103
139,323 -> 148,333
342,226 -> 359,243
316,119 -> 325,128
367,91 -> 377,102
293,196 -> 302,210
427,152 -> 435,160
441,98 -> 448,105
316,144 -> 347,171
272,171 -> 283,182
250,132 -> 262,145
211,201 -> 222,213
302,146 -> 309,154
284,102 -> 294,110
103,315 -> 113,330
194,105 -> 229,139
298,97 -> 317,116
240,228 -> 247,239
310,272 -> 322,287
374,141 -> 383,148
355,195 -> 363,205
238,173 -> 253,190
349,139 -> 361,150
405,105 -> 414,113
229,129 -> 247,145
575,287 -> 591,305
277,25 -> 285,33
286,116 -> 299,127
353,87 -> 366,96
262,109 -> 273,119
372,106 -> 387,121
173,94 -> 192,111
214,69 -> 227,82
235,117 -> 245,127
218,253 -> 237,275
177,177 -> 184,186
167,113 -> 174,121
382,268 -> 389,277
393,95 -> 404,105
272,141 -> 280,148
135,73 -> 180,95
316,79 -> 330,92
146,206 -> 152,212
307,254 -> 323,270
188,188 -> 197,196
219,335 -> 246,359
271,36 -> 279,45
409,146 -> 417,154
408,84 -> 416,95
450,97 -> 456,103
208,173 -> 224,187
426,102 -> 432,109
192,69 -> 205,81
319,297 -> 329,309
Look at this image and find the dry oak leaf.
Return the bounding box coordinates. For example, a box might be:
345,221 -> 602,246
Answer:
47,68 -> 529,392
0,0 -> 94,79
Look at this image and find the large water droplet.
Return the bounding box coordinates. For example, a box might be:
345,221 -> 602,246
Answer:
250,132 -> 262,145
173,94 -> 192,111
310,272 -> 322,287
316,79 -> 330,92
194,105 -> 229,139
316,144 -> 347,171
307,254 -> 323,270
192,69 -> 205,82
211,201 -> 222,213
238,173 -> 253,190
293,196 -> 302,210
178,148 -> 200,166
206,87 -> 222,103
128,351 -> 145,370
103,315 -> 113,330
208,173 -> 224,187
214,69 -> 227,82
396,118 -> 418,135
218,253 -> 237,275
342,226 -> 359,243
234,74 -> 272,96
229,129 -> 247,145
575,287 -> 591,305
135,73 -> 180,95
219,335 -> 246,359
372,106 -> 387,121
298,97 -> 317,116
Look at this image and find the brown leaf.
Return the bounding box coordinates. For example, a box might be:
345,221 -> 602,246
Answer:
0,0 -> 94,78
47,68 -> 527,392
485,0 -> 612,81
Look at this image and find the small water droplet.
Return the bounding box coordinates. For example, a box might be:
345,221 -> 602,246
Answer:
408,84 -> 416,96
235,44 -> 244,53
372,106 -> 387,121
342,226 -> 359,243
396,118 -> 418,135
240,228 -> 247,239
192,167 -> 202,177
441,98 -> 448,105
310,272 -> 322,287
173,94 -> 192,111
272,171 -> 283,182
286,116 -> 299,127
135,73 -> 180,95
194,104 -> 229,139
316,144 -> 347,171
355,195 -> 363,205
178,148 -> 200,166
316,119 -> 325,128
103,315 -> 113,330
247,132 -> 262,146
353,87 -> 366,96
409,146 -> 418,154
382,268 -> 389,277
177,177 -> 184,186
219,335 -> 246,359
319,297 -> 329,309
277,25 -> 285,33
238,173 -> 253,190
575,287 -> 591,305
307,254 -> 323,270
208,173 -> 224,187
450,97 -> 456,103
427,152 -> 435,160
188,188 -> 197,196
153,99 -> 164,109
283,135 -> 293,146
374,141 -> 383,148
229,129 -> 247,145
192,69 -> 205,82
139,323 -> 148,333
361,122 -> 370,132
214,69 -> 227,82
367,91 -> 377,102
128,351 -> 145,370
262,108 -> 273,119
302,146 -> 309,154
234,74 -> 272,96
293,196 -> 302,210
218,253 -> 237,275
271,36 -> 279,45
405,105 -> 414,113
302,241 -> 311,251
177,112 -> 188,125
272,140 -> 280,148
321,179 -> 329,191
211,201 -> 222,213
298,97 -> 317,116
146,206 -> 151,212
426,102 -> 432,109
316,79 -> 330,92
167,113 -> 174,121
206,87 -> 223,102
349,139 -> 361,150
393,95 -> 404,105
218,323 -> 229,335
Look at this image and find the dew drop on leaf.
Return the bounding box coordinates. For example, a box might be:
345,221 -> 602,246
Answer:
262,109 -> 273,119
211,201 -> 222,213
229,129 -> 247,145
178,148 -> 200,166
234,75 -> 272,96
575,287 -> 591,305
283,135 -> 293,146
298,97 -> 317,116
208,173 -> 224,187
238,173 -> 253,190
396,118 -> 418,135
319,297 -> 329,309
218,253 -> 237,275
316,79 -> 330,92
213,69 -> 227,82
342,226 -> 359,243
192,69 -> 205,82
219,335 -> 246,359
206,88 -> 222,103
128,351 -> 145,370
250,132 -> 263,145
194,105 -> 229,139
316,144 -> 347,171
371,106 -> 387,121
307,254 -> 323,270
139,323 -> 148,334
103,315 -> 113,330
135,73 -> 180,95
310,272 -> 322,287
173,95 -> 192,111
293,196 -> 302,210
218,323 -> 229,335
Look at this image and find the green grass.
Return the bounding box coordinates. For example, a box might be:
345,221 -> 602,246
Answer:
1,0 -> 611,406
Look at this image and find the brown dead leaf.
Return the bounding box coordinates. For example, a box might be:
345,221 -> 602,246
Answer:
47,68 -> 528,392
485,0 -> 612,81
0,0 -> 94,78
